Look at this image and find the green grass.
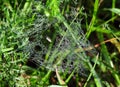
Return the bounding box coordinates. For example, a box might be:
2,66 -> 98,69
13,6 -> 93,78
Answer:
0,0 -> 120,87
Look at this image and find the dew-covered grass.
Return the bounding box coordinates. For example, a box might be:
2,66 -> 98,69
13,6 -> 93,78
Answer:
0,0 -> 120,87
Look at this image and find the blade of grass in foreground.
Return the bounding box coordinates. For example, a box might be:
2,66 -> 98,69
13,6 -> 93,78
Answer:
41,70 -> 52,84
83,54 -> 103,87
86,0 -> 100,38
58,15 -> 103,87
97,32 -> 120,86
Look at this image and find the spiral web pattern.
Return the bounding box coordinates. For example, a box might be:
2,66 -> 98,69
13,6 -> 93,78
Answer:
24,5 -> 97,76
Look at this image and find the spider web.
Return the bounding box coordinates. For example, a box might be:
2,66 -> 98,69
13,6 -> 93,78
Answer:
24,3 -> 97,76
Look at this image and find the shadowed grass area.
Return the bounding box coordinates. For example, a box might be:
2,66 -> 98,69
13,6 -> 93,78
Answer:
0,0 -> 120,87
